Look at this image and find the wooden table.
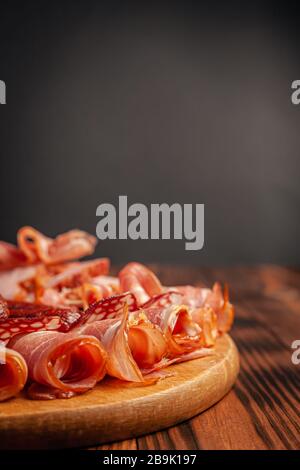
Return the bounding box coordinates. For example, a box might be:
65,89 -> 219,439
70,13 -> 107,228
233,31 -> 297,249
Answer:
90,264 -> 300,450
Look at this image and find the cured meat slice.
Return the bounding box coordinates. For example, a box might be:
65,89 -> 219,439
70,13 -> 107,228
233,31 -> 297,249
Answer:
0,346 -> 28,401
0,302 -> 84,344
0,295 -> 9,321
142,304 -> 202,356
169,285 -> 211,309
142,291 -> 183,309
17,226 -> 97,264
44,259 -> 110,289
9,330 -> 107,399
80,311 -> 143,382
119,262 -> 163,305
84,293 -> 138,323
171,283 -> 234,334
80,305 -> 167,380
0,266 -> 38,300
127,315 -> 167,369
0,241 -> 27,271
191,307 -> 218,347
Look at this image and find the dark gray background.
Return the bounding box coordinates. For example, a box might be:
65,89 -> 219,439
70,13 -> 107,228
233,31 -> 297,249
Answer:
1,1 -> 300,265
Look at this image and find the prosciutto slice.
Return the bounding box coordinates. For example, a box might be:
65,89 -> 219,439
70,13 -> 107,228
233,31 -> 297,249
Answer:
79,311 -> 143,382
0,346 -> 28,401
0,266 -> 38,300
80,305 -> 168,381
0,241 -> 27,271
141,304 -> 202,356
175,284 -> 234,333
9,330 -> 107,399
17,226 -> 97,265
119,262 -> 163,305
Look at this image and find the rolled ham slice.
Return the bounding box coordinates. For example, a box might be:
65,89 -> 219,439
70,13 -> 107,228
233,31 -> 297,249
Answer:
0,346 -> 28,401
9,330 -> 107,399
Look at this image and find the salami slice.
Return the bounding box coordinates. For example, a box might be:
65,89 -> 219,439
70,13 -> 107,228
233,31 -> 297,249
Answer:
0,301 -> 84,344
84,292 -> 138,323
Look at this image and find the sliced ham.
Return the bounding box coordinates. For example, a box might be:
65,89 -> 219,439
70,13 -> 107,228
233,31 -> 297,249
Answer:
0,346 -> 28,401
9,330 -> 107,399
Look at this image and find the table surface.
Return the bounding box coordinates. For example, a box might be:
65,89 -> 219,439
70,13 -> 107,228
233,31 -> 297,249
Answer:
88,264 -> 300,450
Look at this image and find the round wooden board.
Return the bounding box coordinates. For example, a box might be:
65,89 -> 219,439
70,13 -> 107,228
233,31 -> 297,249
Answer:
0,334 -> 239,449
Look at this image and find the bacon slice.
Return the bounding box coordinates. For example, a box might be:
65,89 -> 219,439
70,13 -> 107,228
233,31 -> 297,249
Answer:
119,262 -> 163,305
17,226 -> 97,265
9,330 -> 107,399
0,346 -> 28,401
0,302 -> 84,344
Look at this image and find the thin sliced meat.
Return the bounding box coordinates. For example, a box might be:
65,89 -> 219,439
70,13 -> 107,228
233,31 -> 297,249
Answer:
142,347 -> 213,374
172,283 -> 234,334
0,302 -> 84,344
170,285 -> 211,309
141,304 -> 202,356
0,295 -> 9,321
119,262 -> 163,305
17,226 -> 97,264
0,241 -> 27,271
0,346 -> 28,401
80,307 -> 143,382
127,315 -> 167,369
142,291 -> 183,309
44,259 -> 110,289
191,307 -> 218,346
84,293 -> 138,323
0,266 -> 38,300
9,330 -> 107,399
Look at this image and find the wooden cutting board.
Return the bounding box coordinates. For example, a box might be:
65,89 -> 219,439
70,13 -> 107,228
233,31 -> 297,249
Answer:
0,334 -> 239,449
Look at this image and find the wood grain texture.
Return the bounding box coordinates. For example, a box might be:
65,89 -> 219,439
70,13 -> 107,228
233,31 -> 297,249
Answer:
0,334 -> 239,449
97,264 -> 300,450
